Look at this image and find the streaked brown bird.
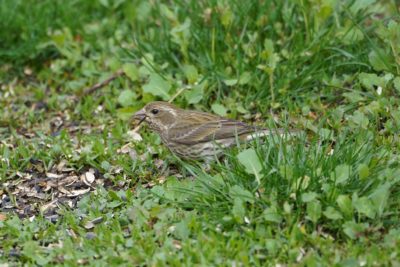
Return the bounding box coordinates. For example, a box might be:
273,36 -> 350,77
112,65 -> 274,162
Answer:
133,101 -> 281,160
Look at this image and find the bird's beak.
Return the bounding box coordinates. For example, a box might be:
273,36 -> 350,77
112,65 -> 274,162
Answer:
132,108 -> 146,124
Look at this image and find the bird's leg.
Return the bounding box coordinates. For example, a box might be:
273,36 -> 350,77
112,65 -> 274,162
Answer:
202,161 -> 212,173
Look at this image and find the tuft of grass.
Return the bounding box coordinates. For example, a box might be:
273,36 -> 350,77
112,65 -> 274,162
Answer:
0,0 -> 116,71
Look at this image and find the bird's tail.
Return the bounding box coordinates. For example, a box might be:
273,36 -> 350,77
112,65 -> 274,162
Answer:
246,128 -> 303,141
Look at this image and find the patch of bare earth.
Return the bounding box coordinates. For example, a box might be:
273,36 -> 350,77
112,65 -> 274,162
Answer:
0,160 -> 117,221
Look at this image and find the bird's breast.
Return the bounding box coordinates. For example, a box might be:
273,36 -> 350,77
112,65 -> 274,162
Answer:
165,138 -> 237,160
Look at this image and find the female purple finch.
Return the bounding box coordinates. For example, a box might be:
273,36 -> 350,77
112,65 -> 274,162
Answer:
133,101 -> 280,160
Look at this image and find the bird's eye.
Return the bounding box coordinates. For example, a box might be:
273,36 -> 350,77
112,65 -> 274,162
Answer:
151,108 -> 159,115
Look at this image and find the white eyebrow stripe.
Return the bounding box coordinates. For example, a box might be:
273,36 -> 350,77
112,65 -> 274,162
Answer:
169,108 -> 177,117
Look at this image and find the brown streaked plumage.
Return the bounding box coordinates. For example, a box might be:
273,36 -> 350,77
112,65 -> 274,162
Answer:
133,101 -> 276,160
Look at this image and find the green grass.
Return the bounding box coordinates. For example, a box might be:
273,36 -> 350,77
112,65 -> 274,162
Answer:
1,0 -> 400,265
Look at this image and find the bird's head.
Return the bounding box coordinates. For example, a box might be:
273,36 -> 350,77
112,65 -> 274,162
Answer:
132,101 -> 179,132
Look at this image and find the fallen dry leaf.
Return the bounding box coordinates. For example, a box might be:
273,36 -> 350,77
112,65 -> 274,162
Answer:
0,213 -> 7,221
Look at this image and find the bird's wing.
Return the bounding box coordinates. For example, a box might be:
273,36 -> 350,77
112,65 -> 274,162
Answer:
168,111 -> 257,144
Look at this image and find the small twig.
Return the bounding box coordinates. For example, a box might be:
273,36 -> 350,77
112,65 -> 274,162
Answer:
168,86 -> 189,103
83,69 -> 125,96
